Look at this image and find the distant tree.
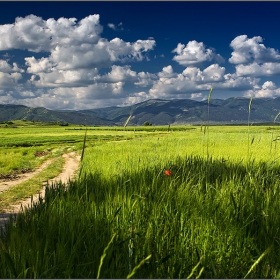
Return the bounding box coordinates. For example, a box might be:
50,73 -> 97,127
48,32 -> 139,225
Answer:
144,121 -> 152,126
58,122 -> 69,126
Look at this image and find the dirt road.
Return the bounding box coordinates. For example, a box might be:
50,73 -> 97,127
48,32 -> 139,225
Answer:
0,152 -> 80,230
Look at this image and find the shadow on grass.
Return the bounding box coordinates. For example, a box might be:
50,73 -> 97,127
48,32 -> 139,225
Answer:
1,155 -> 280,278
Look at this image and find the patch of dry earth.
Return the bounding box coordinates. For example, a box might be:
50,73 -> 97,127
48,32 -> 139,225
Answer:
0,152 -> 80,231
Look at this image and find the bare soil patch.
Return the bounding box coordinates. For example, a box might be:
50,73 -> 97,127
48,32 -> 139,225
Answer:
34,150 -> 49,157
0,159 -> 53,193
0,152 -> 80,231
0,168 -> 33,181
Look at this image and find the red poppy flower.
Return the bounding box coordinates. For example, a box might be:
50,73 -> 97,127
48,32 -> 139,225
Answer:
164,169 -> 172,176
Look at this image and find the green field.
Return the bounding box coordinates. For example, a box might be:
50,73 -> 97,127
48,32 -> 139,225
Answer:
1,121 -> 280,278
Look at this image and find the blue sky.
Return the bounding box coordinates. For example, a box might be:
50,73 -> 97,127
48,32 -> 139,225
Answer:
1,1 -> 280,110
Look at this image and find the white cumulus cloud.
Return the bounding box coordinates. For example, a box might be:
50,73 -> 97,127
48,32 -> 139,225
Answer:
229,35 -> 280,65
236,62 -> 280,77
243,81 -> 280,98
158,65 -> 176,78
0,72 -> 23,88
123,91 -> 150,106
0,60 -> 24,73
0,14 -> 102,53
29,68 -> 99,87
108,23 -> 116,30
149,64 -> 259,99
190,93 -> 204,100
96,65 -> 137,83
134,72 -> 157,87
172,40 -> 222,66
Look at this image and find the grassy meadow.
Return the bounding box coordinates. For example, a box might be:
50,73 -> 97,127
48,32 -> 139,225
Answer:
1,120 -> 280,278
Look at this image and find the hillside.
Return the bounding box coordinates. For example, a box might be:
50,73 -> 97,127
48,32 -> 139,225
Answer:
80,97 -> 280,125
1,97 -> 280,125
0,104 -> 115,126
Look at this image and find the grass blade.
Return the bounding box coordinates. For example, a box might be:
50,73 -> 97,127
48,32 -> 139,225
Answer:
208,87 -> 213,104
248,97 -> 253,113
126,254 -> 152,279
80,129 -> 87,163
124,114 -> 133,129
274,112 -> 280,123
3,251 -> 17,278
244,246 -> 271,278
187,259 -> 201,279
97,234 -> 116,279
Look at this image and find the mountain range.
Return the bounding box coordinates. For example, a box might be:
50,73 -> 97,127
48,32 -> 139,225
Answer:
1,97 -> 280,126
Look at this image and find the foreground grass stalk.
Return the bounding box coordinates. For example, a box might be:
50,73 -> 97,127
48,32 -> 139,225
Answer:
78,129 -> 87,180
247,97 -> 253,162
124,114 -> 133,130
244,246 -> 271,278
205,87 -> 213,189
206,87 -> 213,159
96,234 -> 116,279
80,129 -> 87,163
196,267 -> 205,279
126,254 -> 152,279
270,112 -> 280,158
187,259 -> 202,279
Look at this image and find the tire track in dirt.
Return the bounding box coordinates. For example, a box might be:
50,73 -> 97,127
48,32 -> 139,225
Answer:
0,152 -> 80,231
0,159 -> 53,193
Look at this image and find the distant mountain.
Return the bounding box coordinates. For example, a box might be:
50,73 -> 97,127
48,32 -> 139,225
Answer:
80,97 -> 280,125
1,97 -> 280,126
0,104 -> 114,126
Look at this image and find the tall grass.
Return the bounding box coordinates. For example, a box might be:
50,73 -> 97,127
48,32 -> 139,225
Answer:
206,87 -> 213,158
1,125 -> 280,278
247,97 -> 253,162
1,152 -> 280,277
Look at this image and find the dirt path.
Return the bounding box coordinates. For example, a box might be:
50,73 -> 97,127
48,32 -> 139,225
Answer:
0,159 -> 54,193
0,152 -> 80,231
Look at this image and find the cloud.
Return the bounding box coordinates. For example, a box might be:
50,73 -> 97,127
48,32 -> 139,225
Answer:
96,65 -> 137,83
134,71 -> 157,87
122,91 -> 149,106
29,68 -> 99,87
108,23 -> 116,30
0,72 -> 23,88
0,13 -> 156,95
229,35 -> 280,64
23,37 -> 155,76
200,64 -> 225,82
0,14 -> 102,52
51,82 -> 124,100
25,57 -> 54,73
0,14 -> 155,109
216,73 -> 259,91
182,64 -> 225,83
172,40 -> 223,66
0,81 -> 126,110
149,64 -> 259,99
0,14 -> 155,73
190,93 -> 204,100
236,62 -> 280,77
3,15 -> 280,110
108,22 -> 124,31
0,60 -> 24,73
96,65 -> 157,87
243,81 -> 280,98
106,38 -> 156,62
158,65 -> 176,78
